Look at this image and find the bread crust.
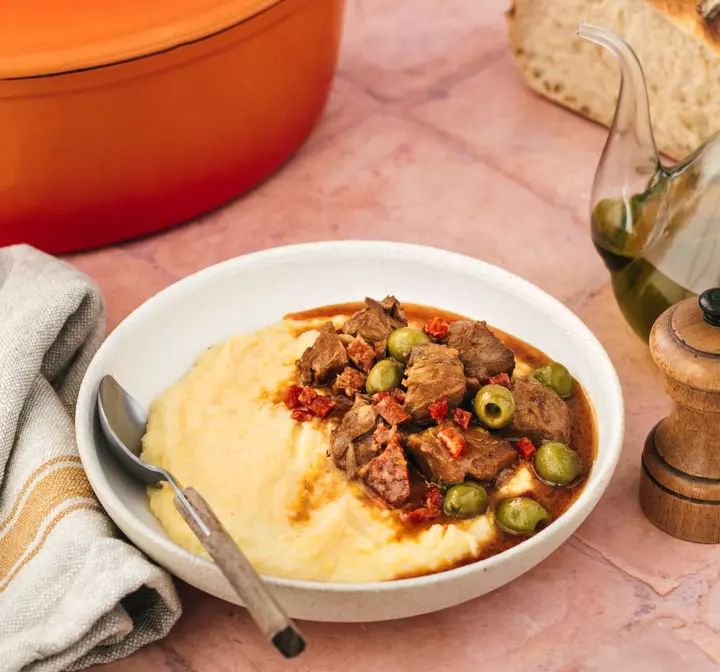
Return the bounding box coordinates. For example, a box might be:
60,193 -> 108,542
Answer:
647,1 -> 720,53
508,0 -> 720,54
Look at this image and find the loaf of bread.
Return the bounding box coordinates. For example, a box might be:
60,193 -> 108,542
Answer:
507,0 -> 720,159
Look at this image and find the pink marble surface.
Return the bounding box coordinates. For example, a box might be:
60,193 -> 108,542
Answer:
65,1 -> 720,669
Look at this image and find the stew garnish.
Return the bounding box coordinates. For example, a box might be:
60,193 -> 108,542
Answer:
283,296 -> 592,545
424,317 -> 450,339
428,395 -> 449,424
514,437 -> 536,461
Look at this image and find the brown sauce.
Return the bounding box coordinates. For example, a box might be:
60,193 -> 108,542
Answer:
283,301 -> 598,577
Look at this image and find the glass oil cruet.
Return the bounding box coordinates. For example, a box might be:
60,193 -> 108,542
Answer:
577,23 -> 720,341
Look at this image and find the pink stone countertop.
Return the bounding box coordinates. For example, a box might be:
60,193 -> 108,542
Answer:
67,1 -> 720,670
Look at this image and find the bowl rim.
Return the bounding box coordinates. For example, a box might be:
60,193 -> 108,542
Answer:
76,240 -> 624,594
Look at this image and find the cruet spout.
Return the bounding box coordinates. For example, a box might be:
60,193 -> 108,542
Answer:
578,23 -> 662,263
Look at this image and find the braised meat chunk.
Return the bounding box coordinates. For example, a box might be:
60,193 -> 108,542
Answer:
330,396 -> 378,473
378,295 -> 407,323
342,296 -> 408,344
510,376 -> 571,444
358,437 -> 410,507
297,321 -> 349,386
446,320 -> 515,382
402,343 -> 466,423
464,428 -> 518,480
406,423 -> 517,484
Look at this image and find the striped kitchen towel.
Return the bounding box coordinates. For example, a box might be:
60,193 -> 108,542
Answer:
0,245 -> 181,671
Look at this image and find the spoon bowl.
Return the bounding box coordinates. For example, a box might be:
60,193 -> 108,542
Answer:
98,376 -> 164,484
98,375 -> 210,535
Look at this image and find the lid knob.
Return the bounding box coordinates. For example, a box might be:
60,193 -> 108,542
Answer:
699,288 -> 720,327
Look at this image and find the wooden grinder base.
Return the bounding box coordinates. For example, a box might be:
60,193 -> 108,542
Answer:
640,424 -> 720,543
639,290 -> 720,543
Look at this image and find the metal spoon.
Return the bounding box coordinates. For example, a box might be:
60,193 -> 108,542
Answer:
97,375 -> 306,659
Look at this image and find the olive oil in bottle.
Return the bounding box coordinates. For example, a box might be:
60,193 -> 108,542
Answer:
591,178 -> 720,342
592,243 -> 695,342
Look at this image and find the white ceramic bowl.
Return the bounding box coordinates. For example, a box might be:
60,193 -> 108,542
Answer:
75,241 -> 624,622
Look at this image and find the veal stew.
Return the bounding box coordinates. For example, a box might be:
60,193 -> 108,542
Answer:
282,296 -> 595,560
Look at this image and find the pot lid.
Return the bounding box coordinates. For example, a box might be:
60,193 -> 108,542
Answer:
650,289 -> 720,392
0,0 -> 282,79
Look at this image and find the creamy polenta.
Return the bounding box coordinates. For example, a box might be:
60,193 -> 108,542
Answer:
141,318 -> 538,582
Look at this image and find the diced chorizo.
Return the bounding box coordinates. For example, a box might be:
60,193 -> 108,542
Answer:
428,395 -> 449,423
373,388 -> 406,404
298,386 -> 317,406
424,317 -> 450,339
438,425 -> 466,459
284,385 -> 303,409
375,396 -> 411,426
453,408 -> 472,430
514,437 -> 536,461
487,372 -> 512,389
333,367 -> 366,397
400,484 -> 444,525
400,507 -> 440,524
358,438 -> 410,507
346,337 -> 376,373
309,395 -> 336,419
425,484 -> 444,511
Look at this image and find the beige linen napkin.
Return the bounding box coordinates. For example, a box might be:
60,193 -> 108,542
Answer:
0,245 -> 181,671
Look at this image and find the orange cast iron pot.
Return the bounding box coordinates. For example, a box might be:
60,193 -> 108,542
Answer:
0,0 -> 345,253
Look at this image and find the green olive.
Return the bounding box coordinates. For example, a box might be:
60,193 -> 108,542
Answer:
366,359 -> 404,395
534,362 -> 574,398
387,327 -> 431,364
495,497 -> 551,536
534,441 -> 583,486
473,384 -> 516,429
443,482 -> 489,518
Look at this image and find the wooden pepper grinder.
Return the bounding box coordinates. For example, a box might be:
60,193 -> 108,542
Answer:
640,288 -> 720,542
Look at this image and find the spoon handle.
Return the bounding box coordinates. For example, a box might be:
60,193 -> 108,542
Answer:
173,487 -> 305,659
